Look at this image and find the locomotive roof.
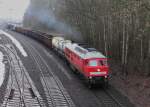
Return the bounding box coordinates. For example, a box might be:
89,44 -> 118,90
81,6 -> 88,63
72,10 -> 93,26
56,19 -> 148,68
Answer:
66,43 -> 106,59
85,51 -> 106,59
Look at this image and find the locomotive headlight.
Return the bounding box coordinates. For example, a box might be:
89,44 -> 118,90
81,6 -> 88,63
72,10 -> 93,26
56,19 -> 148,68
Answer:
89,76 -> 92,79
97,69 -> 101,72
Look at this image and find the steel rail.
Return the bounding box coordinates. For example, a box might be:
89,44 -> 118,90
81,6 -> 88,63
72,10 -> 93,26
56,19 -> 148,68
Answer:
0,46 -> 15,107
3,46 -> 26,107
1,37 -> 26,107
20,39 -> 56,107
10,45 -> 43,107
1,36 -> 43,107
19,34 -> 75,107
29,43 -> 75,107
103,87 -> 125,107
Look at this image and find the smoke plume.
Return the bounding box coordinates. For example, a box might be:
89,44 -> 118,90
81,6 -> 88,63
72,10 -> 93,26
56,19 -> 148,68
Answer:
23,0 -> 83,42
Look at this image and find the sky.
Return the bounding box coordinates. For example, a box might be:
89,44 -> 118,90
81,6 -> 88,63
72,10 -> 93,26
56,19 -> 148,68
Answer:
0,0 -> 30,22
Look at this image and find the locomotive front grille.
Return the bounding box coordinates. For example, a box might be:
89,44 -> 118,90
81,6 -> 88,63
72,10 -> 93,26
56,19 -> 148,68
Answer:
90,71 -> 106,75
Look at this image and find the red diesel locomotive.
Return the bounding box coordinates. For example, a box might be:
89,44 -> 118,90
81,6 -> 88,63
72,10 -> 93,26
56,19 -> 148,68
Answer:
64,43 -> 109,86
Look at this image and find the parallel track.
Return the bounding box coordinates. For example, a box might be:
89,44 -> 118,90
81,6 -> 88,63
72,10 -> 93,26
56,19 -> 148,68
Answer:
1,35 -> 45,107
19,35 -> 76,107
93,87 -> 123,107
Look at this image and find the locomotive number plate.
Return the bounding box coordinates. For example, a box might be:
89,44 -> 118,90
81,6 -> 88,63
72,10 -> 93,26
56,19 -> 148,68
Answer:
90,72 -> 106,75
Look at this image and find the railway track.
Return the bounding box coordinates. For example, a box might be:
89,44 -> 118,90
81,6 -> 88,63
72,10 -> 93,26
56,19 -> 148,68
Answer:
0,36 -> 45,107
93,87 -> 122,107
93,85 -> 134,107
18,35 -> 76,107
104,86 -> 134,107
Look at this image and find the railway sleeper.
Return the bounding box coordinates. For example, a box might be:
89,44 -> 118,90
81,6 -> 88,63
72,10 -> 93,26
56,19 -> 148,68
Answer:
28,88 -> 36,98
8,89 -> 15,100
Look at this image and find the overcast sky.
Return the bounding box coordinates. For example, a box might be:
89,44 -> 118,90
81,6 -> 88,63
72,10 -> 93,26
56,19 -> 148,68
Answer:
0,0 -> 30,22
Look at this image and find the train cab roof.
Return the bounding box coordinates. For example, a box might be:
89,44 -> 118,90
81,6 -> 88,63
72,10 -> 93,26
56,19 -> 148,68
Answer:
86,48 -> 97,52
66,43 -> 106,59
85,51 -> 106,59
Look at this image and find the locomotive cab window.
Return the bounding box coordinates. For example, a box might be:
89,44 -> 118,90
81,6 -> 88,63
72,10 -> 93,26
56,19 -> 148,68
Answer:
87,60 -> 108,66
88,60 -> 98,66
98,60 -> 108,66
99,60 -> 108,66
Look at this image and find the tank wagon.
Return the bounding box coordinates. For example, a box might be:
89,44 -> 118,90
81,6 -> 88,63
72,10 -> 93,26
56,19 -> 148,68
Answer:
52,37 -> 72,55
8,25 -> 109,87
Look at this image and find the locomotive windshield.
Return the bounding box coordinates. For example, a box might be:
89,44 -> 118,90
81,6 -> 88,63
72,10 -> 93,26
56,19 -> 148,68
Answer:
88,60 -> 108,67
88,60 -> 97,66
99,60 -> 108,66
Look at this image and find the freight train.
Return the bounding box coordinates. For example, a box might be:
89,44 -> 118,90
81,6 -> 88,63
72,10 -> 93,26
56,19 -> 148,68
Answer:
7,25 -> 109,88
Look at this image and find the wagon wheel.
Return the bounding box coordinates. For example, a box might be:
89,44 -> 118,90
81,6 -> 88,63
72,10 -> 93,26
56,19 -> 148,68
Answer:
87,79 -> 94,89
103,79 -> 109,88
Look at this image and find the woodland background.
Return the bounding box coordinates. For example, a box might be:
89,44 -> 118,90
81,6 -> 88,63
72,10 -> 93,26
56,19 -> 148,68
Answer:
23,0 -> 150,76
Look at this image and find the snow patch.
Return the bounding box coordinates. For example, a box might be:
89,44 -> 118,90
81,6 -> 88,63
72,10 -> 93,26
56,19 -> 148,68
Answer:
0,51 -> 5,87
0,30 -> 28,57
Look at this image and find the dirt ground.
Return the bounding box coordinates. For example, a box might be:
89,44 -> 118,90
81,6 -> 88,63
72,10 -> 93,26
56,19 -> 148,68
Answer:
110,64 -> 150,107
